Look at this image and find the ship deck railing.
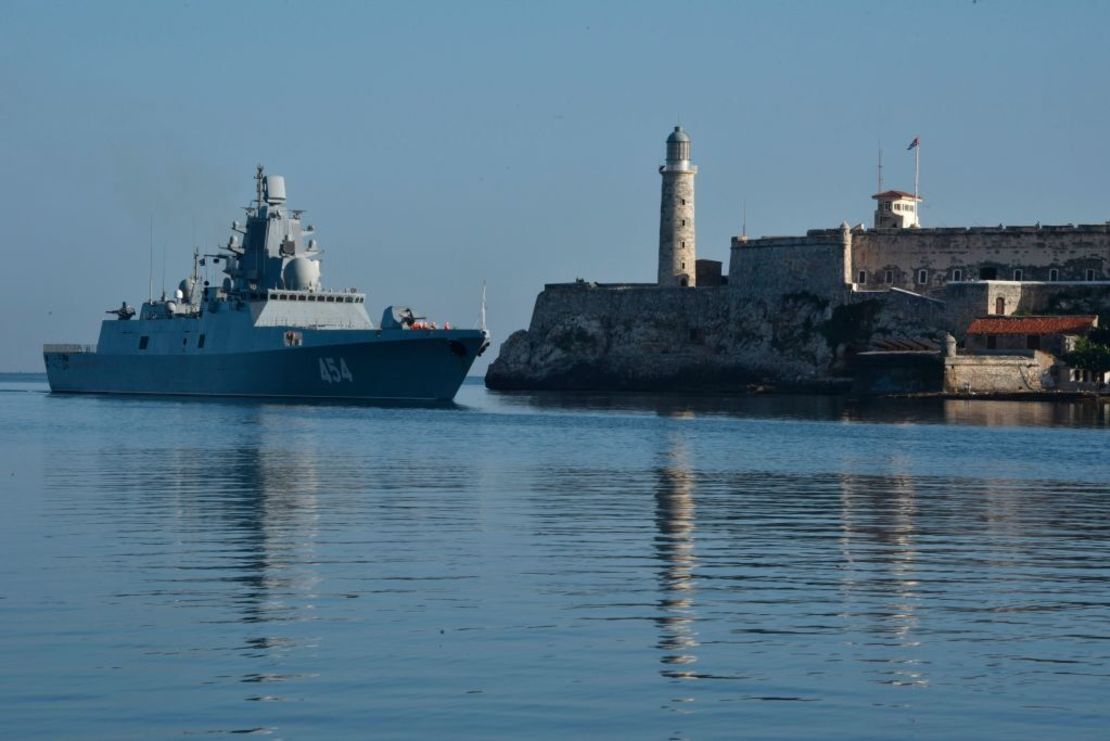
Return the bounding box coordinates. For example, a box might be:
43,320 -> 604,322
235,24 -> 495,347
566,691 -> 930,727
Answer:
260,289 -> 365,304
43,344 -> 97,354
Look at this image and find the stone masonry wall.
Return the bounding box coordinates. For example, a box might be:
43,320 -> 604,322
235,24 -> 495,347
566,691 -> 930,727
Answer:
728,233 -> 848,300
849,225 -> 1110,293
944,351 -> 1056,394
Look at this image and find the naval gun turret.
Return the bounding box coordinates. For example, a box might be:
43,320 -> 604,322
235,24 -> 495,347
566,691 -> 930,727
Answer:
106,302 -> 135,320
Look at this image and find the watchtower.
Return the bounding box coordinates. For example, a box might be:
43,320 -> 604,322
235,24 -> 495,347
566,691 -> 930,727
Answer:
658,126 -> 697,286
872,190 -> 922,229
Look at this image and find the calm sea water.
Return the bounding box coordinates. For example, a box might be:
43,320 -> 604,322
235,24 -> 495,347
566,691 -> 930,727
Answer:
2,374 -> 1109,739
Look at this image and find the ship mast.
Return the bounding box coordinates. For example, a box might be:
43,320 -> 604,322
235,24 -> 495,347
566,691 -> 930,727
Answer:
254,164 -> 265,209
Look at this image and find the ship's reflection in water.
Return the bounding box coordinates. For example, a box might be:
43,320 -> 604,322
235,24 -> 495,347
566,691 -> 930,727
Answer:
654,433 -> 699,679
72,405 -> 328,703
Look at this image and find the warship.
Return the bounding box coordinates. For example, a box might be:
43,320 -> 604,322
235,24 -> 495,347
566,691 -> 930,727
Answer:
44,167 -> 489,401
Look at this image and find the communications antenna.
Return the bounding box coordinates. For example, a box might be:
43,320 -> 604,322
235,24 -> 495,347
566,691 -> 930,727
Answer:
479,281 -> 488,333
148,215 -> 153,303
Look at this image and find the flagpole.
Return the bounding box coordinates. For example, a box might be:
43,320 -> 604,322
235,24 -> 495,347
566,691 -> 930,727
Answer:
913,138 -> 920,203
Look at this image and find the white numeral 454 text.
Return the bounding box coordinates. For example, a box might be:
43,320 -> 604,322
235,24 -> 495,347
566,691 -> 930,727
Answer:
319,357 -> 354,383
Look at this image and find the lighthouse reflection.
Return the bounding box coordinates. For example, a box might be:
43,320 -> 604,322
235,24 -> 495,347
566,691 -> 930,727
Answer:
654,433 -> 699,679
838,468 -> 927,688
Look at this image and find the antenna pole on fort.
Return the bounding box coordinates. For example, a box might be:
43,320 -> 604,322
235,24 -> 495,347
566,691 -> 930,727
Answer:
877,146 -> 883,194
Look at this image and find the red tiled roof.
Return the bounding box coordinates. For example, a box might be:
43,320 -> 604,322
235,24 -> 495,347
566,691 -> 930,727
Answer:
966,315 -> 1098,336
871,190 -> 922,201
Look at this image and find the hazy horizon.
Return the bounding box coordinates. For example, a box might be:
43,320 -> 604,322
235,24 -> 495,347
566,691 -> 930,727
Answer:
4,0 -> 1109,372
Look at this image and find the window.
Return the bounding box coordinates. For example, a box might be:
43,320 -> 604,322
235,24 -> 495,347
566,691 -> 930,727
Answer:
907,204 -> 915,212
986,336 -> 997,350
1049,268 -> 1059,282
139,336 -> 149,350
182,337 -> 188,347
1087,269 -> 1097,281
884,270 -> 894,284
681,219 -> 686,226
681,241 -> 686,248
952,269 -> 963,282
857,270 -> 866,284
917,269 -> 928,285
681,199 -> 686,205
198,334 -> 206,349
1013,269 -> 1023,281
995,296 -> 1006,315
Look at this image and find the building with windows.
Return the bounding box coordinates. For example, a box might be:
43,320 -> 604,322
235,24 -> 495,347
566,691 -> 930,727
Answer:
872,190 -> 922,229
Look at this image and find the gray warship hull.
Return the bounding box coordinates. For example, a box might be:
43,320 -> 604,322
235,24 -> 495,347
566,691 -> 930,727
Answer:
45,330 -> 486,402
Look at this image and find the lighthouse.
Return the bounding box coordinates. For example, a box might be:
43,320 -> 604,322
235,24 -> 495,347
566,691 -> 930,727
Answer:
658,126 -> 697,287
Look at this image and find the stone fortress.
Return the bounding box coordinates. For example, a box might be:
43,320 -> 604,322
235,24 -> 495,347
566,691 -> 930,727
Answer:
486,127 -> 1110,393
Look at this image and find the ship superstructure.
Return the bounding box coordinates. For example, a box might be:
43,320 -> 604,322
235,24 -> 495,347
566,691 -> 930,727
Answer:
44,167 -> 489,401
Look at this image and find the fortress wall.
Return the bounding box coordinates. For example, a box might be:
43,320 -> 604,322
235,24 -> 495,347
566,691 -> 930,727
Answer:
529,283 -> 732,341
847,288 -> 947,337
943,351 -> 1055,394
487,280 -> 953,392
1013,281 -> 1110,316
728,234 -> 847,299
850,226 -> 1110,293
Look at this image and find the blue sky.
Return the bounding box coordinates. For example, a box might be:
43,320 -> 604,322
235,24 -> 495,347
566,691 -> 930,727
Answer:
2,0 -> 1108,371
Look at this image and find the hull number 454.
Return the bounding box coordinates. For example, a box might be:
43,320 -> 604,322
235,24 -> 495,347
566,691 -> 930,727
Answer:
319,357 -> 354,383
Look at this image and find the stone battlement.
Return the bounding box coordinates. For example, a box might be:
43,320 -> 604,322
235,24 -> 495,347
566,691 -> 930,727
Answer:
733,223 -> 1110,249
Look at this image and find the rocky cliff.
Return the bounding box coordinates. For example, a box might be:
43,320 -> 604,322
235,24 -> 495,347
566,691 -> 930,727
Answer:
485,283 -> 946,392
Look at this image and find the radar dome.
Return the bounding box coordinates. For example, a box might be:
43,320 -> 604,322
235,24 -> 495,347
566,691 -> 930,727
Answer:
178,277 -> 196,302
283,257 -> 320,291
264,175 -> 286,204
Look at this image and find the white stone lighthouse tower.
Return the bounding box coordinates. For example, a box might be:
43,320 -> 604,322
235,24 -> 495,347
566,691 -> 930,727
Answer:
658,126 -> 697,287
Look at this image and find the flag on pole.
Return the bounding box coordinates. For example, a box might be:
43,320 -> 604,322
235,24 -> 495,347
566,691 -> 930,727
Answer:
907,136 -> 920,151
